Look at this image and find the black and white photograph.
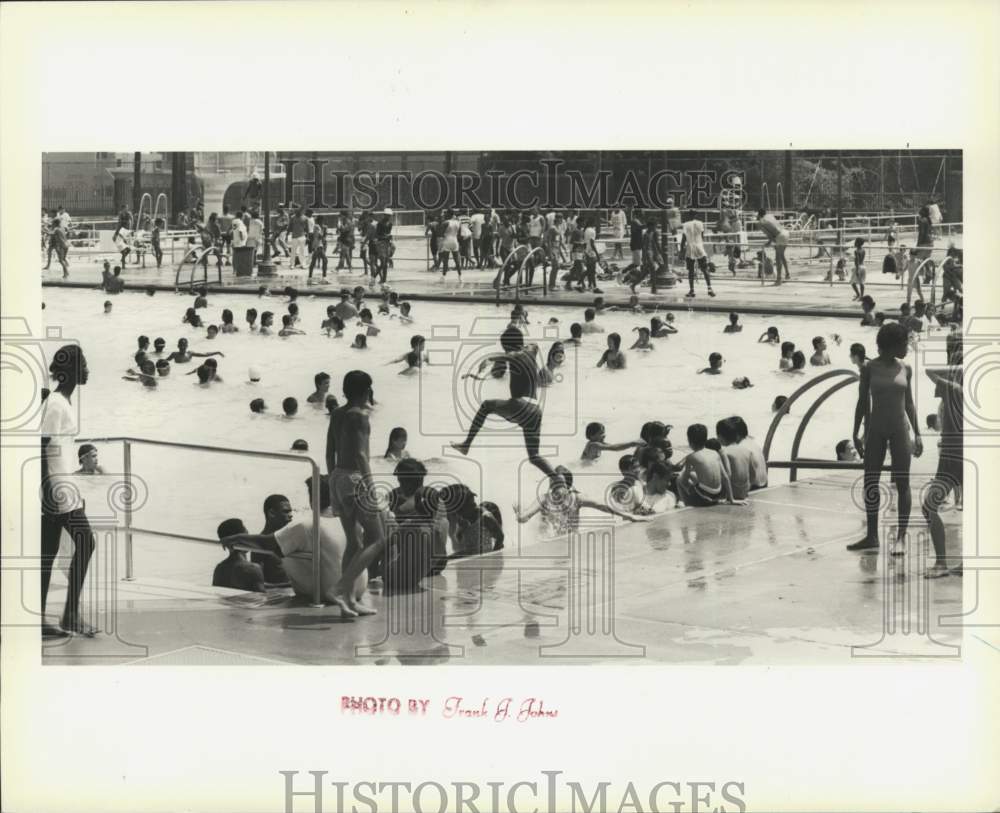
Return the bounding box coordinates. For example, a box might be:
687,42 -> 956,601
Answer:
32,149 -> 968,665
2,3 -> 998,813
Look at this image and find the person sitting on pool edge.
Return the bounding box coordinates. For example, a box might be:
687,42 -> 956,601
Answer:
212,519 -> 266,593
676,423 -> 746,507
220,506 -> 368,615
581,422 -> 644,462
637,461 -> 678,514
597,333 -> 626,369
608,454 -> 645,514
698,352 -> 724,375
716,418 -> 752,500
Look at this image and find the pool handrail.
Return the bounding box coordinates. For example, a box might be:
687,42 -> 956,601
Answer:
762,368 -> 860,481
73,435 -> 325,607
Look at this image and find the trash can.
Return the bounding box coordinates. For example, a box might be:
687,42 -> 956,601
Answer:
232,246 -> 256,277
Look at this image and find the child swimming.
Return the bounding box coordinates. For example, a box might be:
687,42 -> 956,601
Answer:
860,295 -> 877,326
352,334 -> 368,349
220,309 -> 239,333
246,308 -> 258,331
153,337 -> 166,355
810,336 -> 831,366
282,397 -> 298,418
779,341 -> 795,370
580,308 -> 604,334
259,312 -> 274,335
539,342 -> 565,387
278,314 -> 305,337
249,398 -> 266,414
788,350 -> 807,373
630,326 -> 654,351
165,338 -> 223,364
307,372 -> 331,405
358,308 -> 380,337
698,352 -> 724,374
723,312 -> 743,333
597,333 -> 626,369
581,422 -> 645,462
758,326 -> 780,344
384,427 -> 410,461
650,313 -> 678,337
566,323 -> 583,345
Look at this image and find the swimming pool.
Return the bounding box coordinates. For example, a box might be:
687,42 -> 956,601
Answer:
42,286 -> 935,583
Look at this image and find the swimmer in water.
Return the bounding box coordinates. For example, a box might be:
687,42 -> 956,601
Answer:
384,427 -> 410,461
220,309 -> 239,333
778,341 -> 795,370
358,308 -> 380,337
193,365 -> 214,386
205,325 -> 219,340
351,334 -> 368,349
849,322 -> 923,554
278,314 -> 305,337
581,422 -> 645,462
538,341 -> 565,387
123,359 -> 157,388
398,351 -> 421,375
165,337 -> 223,364
698,352 -> 724,375
286,302 -> 300,325
259,312 -> 274,335
246,308 -> 258,331
566,322 -> 583,346
723,312 -> 743,333
788,350 -> 807,373
282,397 -> 298,418
388,335 -> 429,369
580,308 -> 604,334
650,314 -> 677,337
183,308 -> 203,328
758,326 -> 780,344
810,336 -> 830,366
394,301 -> 414,323
597,333 -> 626,369
849,342 -> 867,372
250,398 -> 267,414
185,357 -> 223,382
323,313 -> 346,338
103,301 -> 113,314
630,326 -> 654,351
307,372 -> 331,405
153,337 -> 166,355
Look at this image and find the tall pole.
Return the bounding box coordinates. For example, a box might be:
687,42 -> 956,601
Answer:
259,151 -> 275,277
784,149 -> 794,210
133,152 -> 141,215
836,150 -> 844,256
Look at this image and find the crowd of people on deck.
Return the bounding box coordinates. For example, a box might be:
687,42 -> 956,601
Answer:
44,194 -> 957,309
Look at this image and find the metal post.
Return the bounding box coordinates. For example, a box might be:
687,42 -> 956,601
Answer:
310,462 -> 322,608
133,152 -> 142,217
123,440 -> 135,581
258,151 -> 275,277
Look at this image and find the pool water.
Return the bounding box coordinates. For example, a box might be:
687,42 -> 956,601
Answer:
42,287 -> 937,582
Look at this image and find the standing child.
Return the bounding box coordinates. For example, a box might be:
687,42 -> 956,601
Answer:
851,237 -> 867,300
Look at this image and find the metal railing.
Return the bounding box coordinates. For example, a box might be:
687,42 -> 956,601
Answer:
764,369 -> 862,482
74,436 -> 325,606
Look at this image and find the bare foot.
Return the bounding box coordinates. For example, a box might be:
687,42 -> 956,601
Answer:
61,616 -> 97,637
349,597 -> 377,616
328,594 -> 359,617
450,441 -> 470,456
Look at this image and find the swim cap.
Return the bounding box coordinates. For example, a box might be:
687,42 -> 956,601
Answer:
248,367 -> 261,382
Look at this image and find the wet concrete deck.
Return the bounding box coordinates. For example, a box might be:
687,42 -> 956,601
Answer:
42,469 -> 965,665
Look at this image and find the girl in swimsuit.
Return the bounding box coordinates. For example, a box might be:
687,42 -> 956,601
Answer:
850,322 -> 923,554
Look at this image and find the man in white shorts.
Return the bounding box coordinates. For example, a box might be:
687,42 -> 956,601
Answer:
221,513 -> 370,616
756,208 -> 790,283
681,210 -> 715,298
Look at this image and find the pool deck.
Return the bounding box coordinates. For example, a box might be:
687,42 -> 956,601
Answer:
41,467 -> 965,666
40,252 -> 916,318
